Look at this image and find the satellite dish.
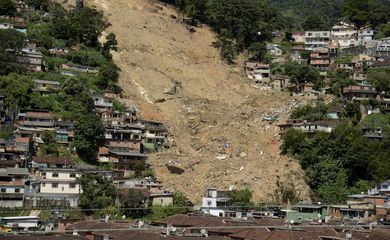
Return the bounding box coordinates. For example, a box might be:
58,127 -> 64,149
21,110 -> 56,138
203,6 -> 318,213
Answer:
290,220 -> 294,225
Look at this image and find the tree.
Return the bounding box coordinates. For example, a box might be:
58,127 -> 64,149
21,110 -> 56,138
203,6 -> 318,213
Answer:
134,160 -> 145,177
342,102 -> 361,122
172,191 -> 192,213
97,62 -> 120,90
0,30 -> 26,75
0,74 -> 33,108
73,114 -> 105,162
303,15 -> 330,31
280,128 -> 307,155
79,174 -> 117,212
40,131 -> 59,156
0,0 -> 17,16
121,189 -> 147,218
103,33 -> 118,52
248,42 -> 268,62
228,188 -> 253,210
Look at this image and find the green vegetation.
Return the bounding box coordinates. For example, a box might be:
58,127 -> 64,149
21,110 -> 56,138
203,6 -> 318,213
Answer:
368,68 -> 390,95
121,189 -> 147,218
163,0 -> 286,62
73,113 -> 105,162
0,30 -> 26,75
281,122 -> 390,203
146,191 -> 191,221
290,102 -> 329,121
268,0 -> 342,29
79,174 -> 117,213
342,0 -> 390,27
0,0 -> 17,16
228,188 -> 254,210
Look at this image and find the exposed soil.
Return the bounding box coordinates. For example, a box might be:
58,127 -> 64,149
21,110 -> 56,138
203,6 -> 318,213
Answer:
85,0 -> 311,204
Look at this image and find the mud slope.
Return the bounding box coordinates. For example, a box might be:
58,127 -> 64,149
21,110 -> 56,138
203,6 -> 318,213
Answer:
87,0 -> 311,204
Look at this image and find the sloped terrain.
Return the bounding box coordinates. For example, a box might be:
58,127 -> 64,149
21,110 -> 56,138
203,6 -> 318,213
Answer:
86,0 -> 311,204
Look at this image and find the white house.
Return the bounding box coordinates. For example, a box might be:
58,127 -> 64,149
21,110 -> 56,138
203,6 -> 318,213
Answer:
358,27 -> 374,46
0,216 -> 39,228
40,168 -> 81,195
25,168 -> 81,208
0,22 -> 14,29
331,22 -> 358,49
304,31 -> 331,50
201,188 -> 232,217
368,180 -> 390,195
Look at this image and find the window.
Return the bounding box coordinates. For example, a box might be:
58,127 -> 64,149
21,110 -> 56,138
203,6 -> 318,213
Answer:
207,201 -> 212,206
52,183 -> 58,188
69,183 -> 76,188
70,173 -> 76,178
1,188 -> 5,193
41,172 -> 46,177
52,172 -> 59,178
42,183 -> 46,187
15,188 -> 20,193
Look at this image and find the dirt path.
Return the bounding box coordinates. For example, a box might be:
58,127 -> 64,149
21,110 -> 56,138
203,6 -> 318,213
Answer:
86,0 -> 311,204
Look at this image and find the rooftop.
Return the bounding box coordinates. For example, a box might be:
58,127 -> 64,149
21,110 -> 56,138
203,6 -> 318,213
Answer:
32,156 -> 75,165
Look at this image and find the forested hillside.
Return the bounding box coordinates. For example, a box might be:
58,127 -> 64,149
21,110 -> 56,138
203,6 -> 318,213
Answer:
268,0 -> 343,28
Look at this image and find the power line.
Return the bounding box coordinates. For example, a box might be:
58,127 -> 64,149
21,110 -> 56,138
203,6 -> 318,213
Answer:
6,224 -> 390,235
0,205 -> 295,213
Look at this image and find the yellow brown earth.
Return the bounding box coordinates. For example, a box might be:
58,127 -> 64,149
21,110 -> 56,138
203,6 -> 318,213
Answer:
84,0 -> 311,204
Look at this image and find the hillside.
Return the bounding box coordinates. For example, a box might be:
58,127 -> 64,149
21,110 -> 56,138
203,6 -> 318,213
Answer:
268,0 -> 343,26
86,0 -> 311,204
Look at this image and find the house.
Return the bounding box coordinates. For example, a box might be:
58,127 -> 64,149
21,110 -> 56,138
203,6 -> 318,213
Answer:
60,64 -> 98,74
16,46 -> 43,72
55,120 -> 74,145
347,194 -> 388,218
375,40 -> 390,57
16,110 -> 55,145
341,85 -> 377,102
33,79 -> 61,96
328,41 -> 340,57
201,188 -> 232,217
0,167 -> 29,208
113,177 -> 163,193
304,31 -> 330,50
278,120 -> 336,134
271,75 -> 290,91
267,43 -> 283,56
368,180 -> 390,196
331,22 -> 358,50
16,110 -> 54,130
101,109 -> 137,126
108,151 -> 147,171
31,156 -> 75,169
286,203 -> 329,223
292,32 -> 305,43
48,47 -> 69,56
362,127 -> 385,141
244,62 -> 271,84
327,104 -> 343,120
309,47 -> 330,69
358,26 -> 374,46
329,200 -> 376,223
0,22 -> 14,29
140,119 -> 168,151
0,216 -> 39,229
24,168 -> 81,208
92,94 -> 113,114
150,191 -> 174,206
2,137 -> 33,166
